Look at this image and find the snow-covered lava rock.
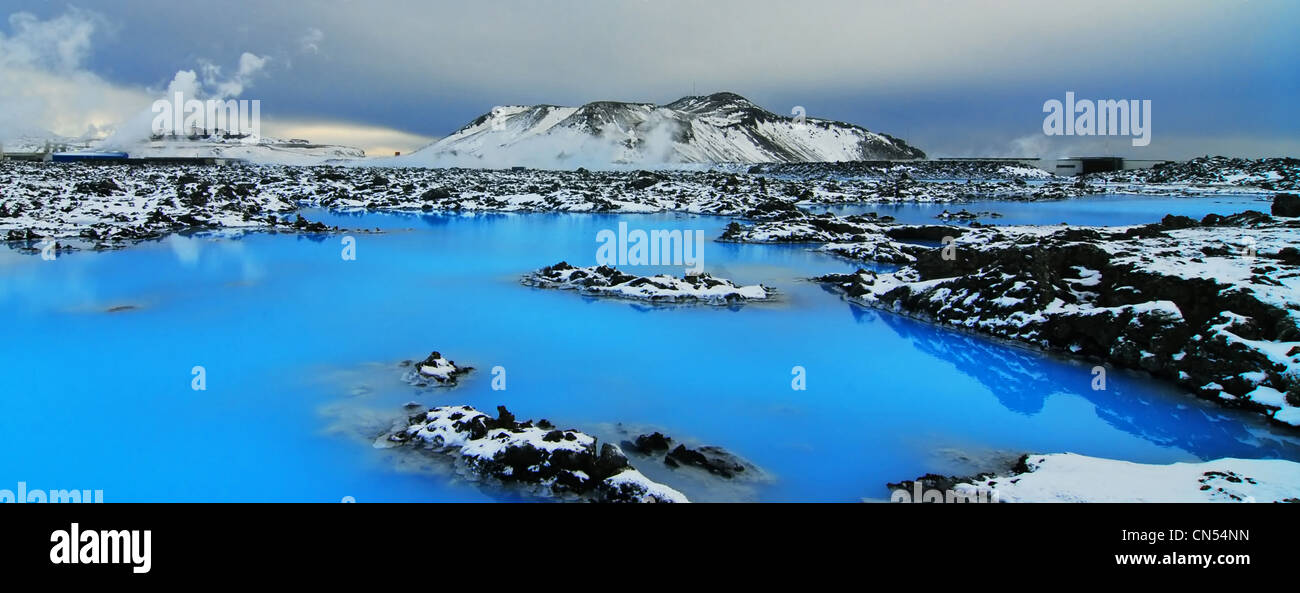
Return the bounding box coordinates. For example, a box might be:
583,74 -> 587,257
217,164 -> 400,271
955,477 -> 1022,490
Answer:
0,161 -> 1107,249
522,261 -> 771,305
719,211 -> 955,265
400,351 -> 474,388
889,452 -> 1300,503
1089,156 -> 1299,193
816,209 -> 1300,427
0,162 -> 337,246
383,404 -> 687,503
2,157 -> 1288,250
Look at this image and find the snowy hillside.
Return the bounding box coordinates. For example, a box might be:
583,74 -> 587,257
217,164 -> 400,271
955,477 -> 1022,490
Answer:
402,92 -> 923,169
959,453 -> 1300,503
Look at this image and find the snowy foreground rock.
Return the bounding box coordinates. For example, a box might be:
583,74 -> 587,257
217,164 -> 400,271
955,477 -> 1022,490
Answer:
523,261 -> 771,305
810,210 -> 1300,426
384,404 -> 688,503
890,453 -> 1300,503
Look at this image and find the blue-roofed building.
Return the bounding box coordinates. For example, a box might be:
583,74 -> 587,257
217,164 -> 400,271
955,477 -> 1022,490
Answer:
50,152 -> 130,163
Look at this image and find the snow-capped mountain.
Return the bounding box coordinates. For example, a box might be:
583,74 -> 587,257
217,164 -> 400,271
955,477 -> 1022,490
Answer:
403,92 -> 924,168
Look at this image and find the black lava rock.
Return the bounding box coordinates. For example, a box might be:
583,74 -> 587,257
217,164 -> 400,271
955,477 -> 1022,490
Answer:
1272,193 -> 1300,217
632,432 -> 672,453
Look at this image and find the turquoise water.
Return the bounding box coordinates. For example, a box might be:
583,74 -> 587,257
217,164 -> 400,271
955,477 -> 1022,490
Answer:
1,196 -> 1296,502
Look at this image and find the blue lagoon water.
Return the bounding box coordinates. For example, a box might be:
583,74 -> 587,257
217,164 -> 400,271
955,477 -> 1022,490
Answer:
1,195 -> 1296,502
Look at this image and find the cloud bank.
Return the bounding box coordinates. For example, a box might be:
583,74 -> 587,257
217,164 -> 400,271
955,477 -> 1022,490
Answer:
1,0 -> 1295,159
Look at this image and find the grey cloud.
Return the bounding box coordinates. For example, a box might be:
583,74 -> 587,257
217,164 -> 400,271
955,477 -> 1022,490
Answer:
1,0 -> 1295,158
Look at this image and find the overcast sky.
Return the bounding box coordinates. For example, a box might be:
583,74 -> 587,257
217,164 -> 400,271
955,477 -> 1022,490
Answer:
1,0 -> 1296,158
